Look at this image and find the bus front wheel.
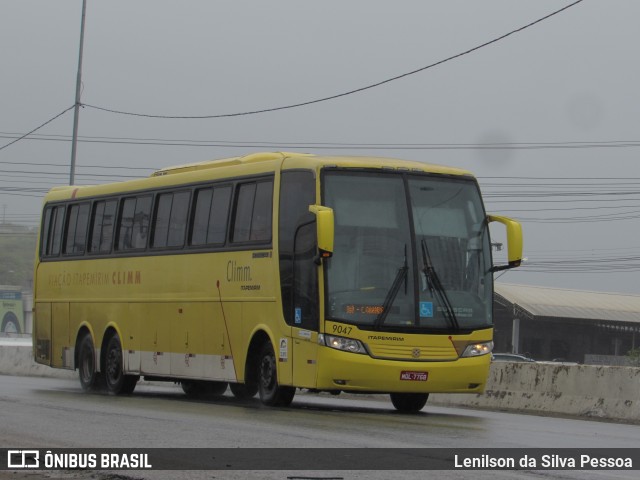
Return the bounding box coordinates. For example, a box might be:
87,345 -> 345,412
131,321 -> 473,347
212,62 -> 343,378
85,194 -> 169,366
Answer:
390,393 -> 429,413
257,341 -> 295,407
77,334 -> 103,391
103,333 -> 139,395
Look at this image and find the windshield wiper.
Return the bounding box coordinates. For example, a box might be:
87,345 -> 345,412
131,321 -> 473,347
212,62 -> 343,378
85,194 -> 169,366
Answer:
420,238 -> 460,330
374,245 -> 408,329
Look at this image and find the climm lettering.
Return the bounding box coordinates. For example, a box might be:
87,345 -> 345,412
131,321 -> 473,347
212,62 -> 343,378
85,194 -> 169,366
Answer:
112,271 -> 142,285
227,260 -> 252,282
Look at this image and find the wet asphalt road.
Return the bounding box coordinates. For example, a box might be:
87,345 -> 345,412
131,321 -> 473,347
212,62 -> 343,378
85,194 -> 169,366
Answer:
1,375 -> 638,480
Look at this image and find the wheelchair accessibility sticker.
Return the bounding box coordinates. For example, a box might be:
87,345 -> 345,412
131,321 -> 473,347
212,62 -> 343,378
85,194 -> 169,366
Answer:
420,302 -> 434,318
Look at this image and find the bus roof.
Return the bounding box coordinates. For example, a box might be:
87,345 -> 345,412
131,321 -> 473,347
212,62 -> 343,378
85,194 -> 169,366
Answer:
152,152 -> 474,177
43,152 -> 475,202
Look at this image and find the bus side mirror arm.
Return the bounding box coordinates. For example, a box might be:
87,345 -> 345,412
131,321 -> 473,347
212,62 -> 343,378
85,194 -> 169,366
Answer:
487,215 -> 523,272
309,205 -> 334,264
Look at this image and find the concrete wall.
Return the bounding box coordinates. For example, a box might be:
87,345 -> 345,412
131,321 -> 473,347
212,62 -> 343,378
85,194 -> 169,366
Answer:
431,361 -> 640,423
1,340 -> 638,423
0,339 -> 74,379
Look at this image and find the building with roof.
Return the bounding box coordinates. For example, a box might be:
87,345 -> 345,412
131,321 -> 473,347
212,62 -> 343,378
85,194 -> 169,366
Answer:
493,283 -> 640,365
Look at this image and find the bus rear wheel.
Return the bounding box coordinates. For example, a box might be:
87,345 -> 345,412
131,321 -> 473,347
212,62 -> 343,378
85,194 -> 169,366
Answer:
77,334 -> 103,391
257,341 -> 295,407
182,380 -> 228,397
390,393 -> 429,413
103,333 -> 139,395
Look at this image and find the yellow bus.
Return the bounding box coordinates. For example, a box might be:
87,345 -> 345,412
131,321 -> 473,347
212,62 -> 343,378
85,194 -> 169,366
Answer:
33,152 -> 522,412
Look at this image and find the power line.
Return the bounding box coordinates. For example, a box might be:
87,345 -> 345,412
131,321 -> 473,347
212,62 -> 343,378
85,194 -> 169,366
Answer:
485,191 -> 640,198
0,156 -> 154,171
515,211 -> 640,224
494,251 -> 640,273
0,106 -> 75,152
525,245 -> 640,255
5,132 -> 640,151
492,204 -> 640,213
0,192 -> 44,199
483,183 -> 640,189
0,169 -> 143,180
81,1 -> 585,120
516,259 -> 640,273
0,232 -> 38,237
1,216 -> 40,221
480,176 -> 640,181
486,198 -> 640,204
0,178 -> 81,187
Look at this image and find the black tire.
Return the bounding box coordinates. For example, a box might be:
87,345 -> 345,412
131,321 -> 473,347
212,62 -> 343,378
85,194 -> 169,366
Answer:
182,380 -> 228,397
390,393 -> 429,413
103,333 -> 139,395
229,382 -> 258,399
257,341 -> 295,407
2,313 -> 20,334
208,381 -> 228,395
77,334 -> 103,391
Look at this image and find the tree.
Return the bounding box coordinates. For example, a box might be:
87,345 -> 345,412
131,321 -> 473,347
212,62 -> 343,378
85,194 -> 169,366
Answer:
626,347 -> 640,367
0,224 -> 37,290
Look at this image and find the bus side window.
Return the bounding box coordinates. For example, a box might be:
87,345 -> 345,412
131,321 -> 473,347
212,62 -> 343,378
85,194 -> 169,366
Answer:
117,196 -> 152,251
190,185 -> 231,246
232,183 -> 257,243
41,205 -> 65,258
63,203 -> 90,255
231,179 -> 273,244
251,181 -> 273,241
152,191 -> 190,249
167,191 -> 190,247
89,199 -> 117,253
278,170 -> 317,328
132,196 -> 152,249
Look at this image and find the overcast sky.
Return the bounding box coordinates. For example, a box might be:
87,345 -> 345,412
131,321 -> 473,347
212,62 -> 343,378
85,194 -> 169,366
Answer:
1,0 -> 639,294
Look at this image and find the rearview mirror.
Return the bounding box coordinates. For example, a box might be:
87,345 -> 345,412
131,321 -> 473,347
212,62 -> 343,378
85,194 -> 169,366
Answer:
308,205 -> 334,260
488,215 -> 523,272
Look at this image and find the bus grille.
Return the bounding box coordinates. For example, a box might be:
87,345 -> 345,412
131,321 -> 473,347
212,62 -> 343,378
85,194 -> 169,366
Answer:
365,343 -> 457,361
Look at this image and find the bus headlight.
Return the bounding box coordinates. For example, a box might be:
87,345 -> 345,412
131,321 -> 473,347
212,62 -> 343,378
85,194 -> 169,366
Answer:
319,334 -> 367,354
461,341 -> 494,358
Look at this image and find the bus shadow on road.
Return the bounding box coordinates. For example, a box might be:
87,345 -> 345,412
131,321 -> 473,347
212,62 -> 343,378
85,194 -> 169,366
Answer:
38,380 -> 483,425
132,384 -> 484,423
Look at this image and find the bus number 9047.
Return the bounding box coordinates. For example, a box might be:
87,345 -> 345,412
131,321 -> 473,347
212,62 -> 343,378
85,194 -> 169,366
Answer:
332,324 -> 353,335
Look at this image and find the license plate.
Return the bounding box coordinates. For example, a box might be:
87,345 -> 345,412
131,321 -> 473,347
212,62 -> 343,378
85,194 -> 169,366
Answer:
400,371 -> 428,381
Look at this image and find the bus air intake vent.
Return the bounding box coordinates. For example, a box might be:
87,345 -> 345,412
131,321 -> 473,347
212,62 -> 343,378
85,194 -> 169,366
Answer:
366,344 -> 457,361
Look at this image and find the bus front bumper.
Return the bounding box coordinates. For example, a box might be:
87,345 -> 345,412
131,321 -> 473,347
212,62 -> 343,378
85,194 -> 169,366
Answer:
315,346 -> 490,394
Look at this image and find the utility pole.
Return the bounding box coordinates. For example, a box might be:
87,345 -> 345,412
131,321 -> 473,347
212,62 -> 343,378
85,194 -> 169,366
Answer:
70,0 -> 87,186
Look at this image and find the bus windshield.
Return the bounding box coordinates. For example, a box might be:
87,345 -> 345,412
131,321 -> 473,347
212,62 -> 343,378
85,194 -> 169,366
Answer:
323,170 -> 493,332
